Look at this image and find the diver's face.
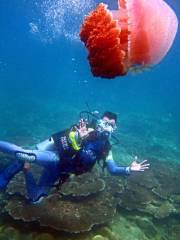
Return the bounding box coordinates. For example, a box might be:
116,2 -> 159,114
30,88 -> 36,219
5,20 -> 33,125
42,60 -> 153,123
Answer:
97,116 -> 116,138
102,116 -> 116,129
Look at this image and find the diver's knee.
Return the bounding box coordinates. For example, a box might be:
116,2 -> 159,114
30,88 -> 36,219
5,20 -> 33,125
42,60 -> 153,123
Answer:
0,141 -> 23,155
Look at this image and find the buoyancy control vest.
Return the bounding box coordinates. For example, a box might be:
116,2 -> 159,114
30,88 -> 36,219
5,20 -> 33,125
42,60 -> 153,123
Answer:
78,131 -> 112,173
52,128 -> 79,160
52,129 -> 111,175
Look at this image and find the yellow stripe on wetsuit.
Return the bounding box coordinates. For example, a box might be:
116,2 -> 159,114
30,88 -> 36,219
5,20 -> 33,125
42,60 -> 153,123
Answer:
69,131 -> 81,151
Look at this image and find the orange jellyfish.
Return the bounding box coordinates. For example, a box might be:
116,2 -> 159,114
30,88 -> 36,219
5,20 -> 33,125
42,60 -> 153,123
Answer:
80,0 -> 178,78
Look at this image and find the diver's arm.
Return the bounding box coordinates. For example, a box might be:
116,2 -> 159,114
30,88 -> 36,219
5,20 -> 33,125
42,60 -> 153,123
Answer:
106,153 -> 150,175
106,150 -> 130,175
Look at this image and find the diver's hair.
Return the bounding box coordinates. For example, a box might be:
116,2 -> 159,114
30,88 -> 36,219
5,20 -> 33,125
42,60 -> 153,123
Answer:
102,111 -> 117,123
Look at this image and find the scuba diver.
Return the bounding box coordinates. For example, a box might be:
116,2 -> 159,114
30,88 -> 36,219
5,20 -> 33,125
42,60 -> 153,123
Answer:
0,111 -> 150,203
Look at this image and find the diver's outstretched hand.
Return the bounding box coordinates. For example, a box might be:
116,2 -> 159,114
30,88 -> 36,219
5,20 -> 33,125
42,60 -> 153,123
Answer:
75,118 -> 94,139
129,156 -> 150,172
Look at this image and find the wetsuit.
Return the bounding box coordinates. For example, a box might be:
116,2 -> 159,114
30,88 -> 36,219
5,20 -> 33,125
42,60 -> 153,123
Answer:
0,131 -> 130,202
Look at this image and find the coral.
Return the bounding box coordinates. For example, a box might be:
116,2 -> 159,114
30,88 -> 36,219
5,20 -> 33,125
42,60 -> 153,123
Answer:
145,201 -> 176,219
92,235 -> 108,240
34,233 -> 55,240
60,172 -> 106,198
4,168 -> 117,233
3,154 -> 180,235
0,226 -> 20,240
118,161 -> 180,219
135,216 -> 157,238
97,227 -> 120,240
109,215 -> 149,240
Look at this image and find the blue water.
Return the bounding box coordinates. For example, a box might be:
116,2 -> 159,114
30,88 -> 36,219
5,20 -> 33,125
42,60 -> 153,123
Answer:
0,1 -> 180,239
0,0 -> 179,155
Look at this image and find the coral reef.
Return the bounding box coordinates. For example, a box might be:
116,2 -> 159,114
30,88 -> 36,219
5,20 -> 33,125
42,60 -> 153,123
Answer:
119,161 -> 180,219
3,160 -> 180,236
60,172 -> 106,198
0,112 -> 180,239
5,171 -> 117,233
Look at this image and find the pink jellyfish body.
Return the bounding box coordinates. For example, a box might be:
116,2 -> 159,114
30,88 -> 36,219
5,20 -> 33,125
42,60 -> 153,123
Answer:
80,0 -> 178,78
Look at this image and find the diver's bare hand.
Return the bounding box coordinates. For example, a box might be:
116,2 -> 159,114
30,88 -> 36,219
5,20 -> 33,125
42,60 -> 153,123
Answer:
75,119 -> 93,139
79,118 -> 88,129
129,156 -> 150,172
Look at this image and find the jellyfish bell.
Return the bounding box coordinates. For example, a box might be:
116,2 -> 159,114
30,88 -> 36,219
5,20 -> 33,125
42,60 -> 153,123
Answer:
129,64 -> 152,75
125,0 -> 178,65
80,0 -> 178,79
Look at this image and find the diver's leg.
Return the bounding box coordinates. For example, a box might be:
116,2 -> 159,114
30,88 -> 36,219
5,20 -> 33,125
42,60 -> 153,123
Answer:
0,141 -> 25,157
24,165 -> 61,202
16,150 -> 59,168
0,140 -> 59,167
0,140 -> 36,162
38,164 -> 61,187
0,160 -> 23,190
24,170 -> 42,202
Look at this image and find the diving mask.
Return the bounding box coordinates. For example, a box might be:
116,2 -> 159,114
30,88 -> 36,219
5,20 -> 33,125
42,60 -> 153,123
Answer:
96,119 -> 116,136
